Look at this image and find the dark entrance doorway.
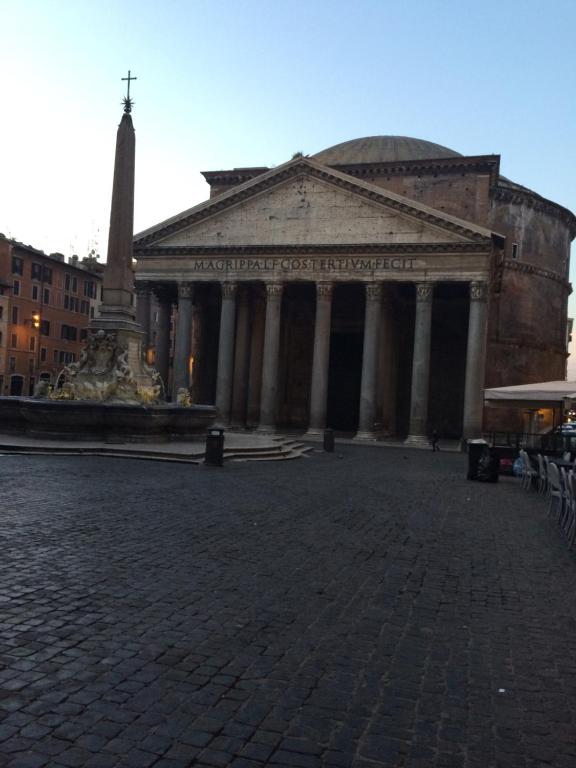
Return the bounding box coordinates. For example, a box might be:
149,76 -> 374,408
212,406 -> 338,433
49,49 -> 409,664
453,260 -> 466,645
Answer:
327,332 -> 363,431
326,283 -> 365,432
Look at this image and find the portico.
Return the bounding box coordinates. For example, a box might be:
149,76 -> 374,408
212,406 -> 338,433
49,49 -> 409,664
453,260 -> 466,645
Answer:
134,156 -> 501,440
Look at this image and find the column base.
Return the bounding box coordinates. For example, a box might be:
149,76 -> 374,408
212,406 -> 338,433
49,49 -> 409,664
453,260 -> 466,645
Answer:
256,424 -> 276,435
304,427 -> 324,438
354,430 -> 379,441
404,434 -> 431,448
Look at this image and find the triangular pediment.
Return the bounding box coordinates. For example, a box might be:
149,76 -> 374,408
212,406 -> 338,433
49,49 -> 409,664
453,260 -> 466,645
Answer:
135,157 -> 496,250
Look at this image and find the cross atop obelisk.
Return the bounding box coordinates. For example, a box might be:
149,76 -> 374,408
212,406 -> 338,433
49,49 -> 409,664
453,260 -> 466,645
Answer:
121,70 -> 137,113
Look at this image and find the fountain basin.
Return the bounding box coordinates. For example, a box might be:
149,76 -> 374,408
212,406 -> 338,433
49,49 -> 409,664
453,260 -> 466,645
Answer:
0,397 -> 217,442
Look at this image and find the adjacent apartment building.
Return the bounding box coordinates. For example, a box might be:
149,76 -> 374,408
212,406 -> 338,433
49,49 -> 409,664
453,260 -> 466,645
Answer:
0,236 -> 103,396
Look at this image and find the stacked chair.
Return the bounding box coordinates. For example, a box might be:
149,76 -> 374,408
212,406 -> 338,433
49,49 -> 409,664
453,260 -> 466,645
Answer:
517,449 -> 576,548
542,456 -> 576,547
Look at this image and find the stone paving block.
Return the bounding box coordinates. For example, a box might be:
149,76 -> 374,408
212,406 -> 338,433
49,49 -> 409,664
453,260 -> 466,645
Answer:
1,450 -> 576,766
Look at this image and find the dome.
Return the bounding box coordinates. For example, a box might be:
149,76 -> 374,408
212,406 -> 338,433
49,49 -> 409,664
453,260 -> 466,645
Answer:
312,135 -> 462,166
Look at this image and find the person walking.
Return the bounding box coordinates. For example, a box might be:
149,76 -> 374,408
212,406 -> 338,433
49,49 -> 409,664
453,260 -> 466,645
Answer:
431,429 -> 440,452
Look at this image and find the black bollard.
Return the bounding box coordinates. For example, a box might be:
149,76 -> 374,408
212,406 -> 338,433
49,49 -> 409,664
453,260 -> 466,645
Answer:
323,428 -> 335,453
205,428 -> 225,466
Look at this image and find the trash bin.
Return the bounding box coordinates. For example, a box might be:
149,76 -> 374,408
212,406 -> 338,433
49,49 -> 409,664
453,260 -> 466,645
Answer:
467,439 -> 488,480
323,428 -> 335,453
477,447 -> 500,483
205,428 -> 224,467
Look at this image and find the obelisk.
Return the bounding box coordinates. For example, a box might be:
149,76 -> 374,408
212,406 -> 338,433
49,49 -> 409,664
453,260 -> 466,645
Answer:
81,71 -> 160,402
93,71 -> 139,332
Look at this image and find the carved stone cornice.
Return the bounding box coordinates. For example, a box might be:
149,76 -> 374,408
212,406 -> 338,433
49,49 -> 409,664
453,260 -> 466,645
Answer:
415,283 -> 433,302
134,160 -> 495,248
265,283 -> 283,300
489,337 -> 569,357
316,281 -> 333,299
332,155 -> 500,182
493,185 -> 576,235
470,281 -> 488,302
221,281 -> 238,300
502,258 -> 571,293
135,241 -> 492,259
366,283 -> 382,302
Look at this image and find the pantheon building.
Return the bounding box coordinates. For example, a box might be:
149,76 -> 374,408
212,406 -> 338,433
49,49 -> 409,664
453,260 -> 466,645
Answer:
134,136 -> 575,442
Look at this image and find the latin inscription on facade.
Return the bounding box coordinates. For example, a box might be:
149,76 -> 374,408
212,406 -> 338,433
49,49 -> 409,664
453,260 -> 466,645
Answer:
189,256 -> 422,273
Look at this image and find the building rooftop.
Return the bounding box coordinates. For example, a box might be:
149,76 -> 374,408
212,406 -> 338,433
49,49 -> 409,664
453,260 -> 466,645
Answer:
312,135 -> 462,165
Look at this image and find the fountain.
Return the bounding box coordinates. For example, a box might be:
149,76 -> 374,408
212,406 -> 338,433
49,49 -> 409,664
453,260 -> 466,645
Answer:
0,73 -> 216,441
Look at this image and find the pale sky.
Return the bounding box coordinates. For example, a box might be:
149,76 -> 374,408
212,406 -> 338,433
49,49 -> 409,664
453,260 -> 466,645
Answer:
2,0 -> 575,368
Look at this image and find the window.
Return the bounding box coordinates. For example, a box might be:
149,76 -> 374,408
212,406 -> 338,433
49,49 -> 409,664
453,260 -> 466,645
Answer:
80,328 -> 88,341
71,276 -> 78,293
80,300 -> 89,315
9,357 -> 16,372
29,336 -> 36,352
13,280 -> 20,296
43,288 -> 50,305
65,274 -> 71,291
40,320 -> 50,336
32,284 -> 39,300
53,349 -> 59,363
72,297 -> 79,312
512,242 -> 519,260
31,263 -> 42,281
42,266 -> 52,284
40,347 -> 47,362
11,306 -> 18,324
28,358 -> 34,374
11,256 -> 23,275
64,294 -> 69,310
11,333 -> 17,348
90,306 -> 94,319
0,306 -> 3,320
84,280 -> 96,298
0,330 -> 2,345
61,324 -> 77,341
9,375 -> 23,395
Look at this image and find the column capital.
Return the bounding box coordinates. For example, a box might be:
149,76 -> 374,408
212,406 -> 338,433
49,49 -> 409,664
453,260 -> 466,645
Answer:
265,282 -> 283,300
366,283 -> 382,302
134,281 -> 151,296
470,281 -> 488,302
415,282 -> 434,302
316,281 -> 333,299
221,281 -> 238,300
178,282 -> 194,300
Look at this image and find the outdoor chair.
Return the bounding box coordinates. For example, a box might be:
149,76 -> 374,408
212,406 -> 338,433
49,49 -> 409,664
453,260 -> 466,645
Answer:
536,453 -> 548,494
519,449 -> 537,491
562,471 -> 576,546
559,467 -> 572,531
547,462 -> 563,521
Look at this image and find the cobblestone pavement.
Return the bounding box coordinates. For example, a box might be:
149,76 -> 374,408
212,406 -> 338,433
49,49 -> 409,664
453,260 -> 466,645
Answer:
1,447 -> 575,768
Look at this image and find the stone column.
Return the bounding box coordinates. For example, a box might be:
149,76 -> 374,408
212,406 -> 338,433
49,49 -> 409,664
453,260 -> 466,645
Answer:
247,293 -> 265,427
356,283 -> 383,439
135,282 -> 151,349
379,287 -> 397,436
462,281 -> 489,440
154,292 -> 172,399
405,283 -> 434,446
215,282 -> 238,424
306,282 -> 334,435
231,289 -> 251,426
172,283 -> 194,398
190,301 -> 204,403
257,283 -> 284,433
